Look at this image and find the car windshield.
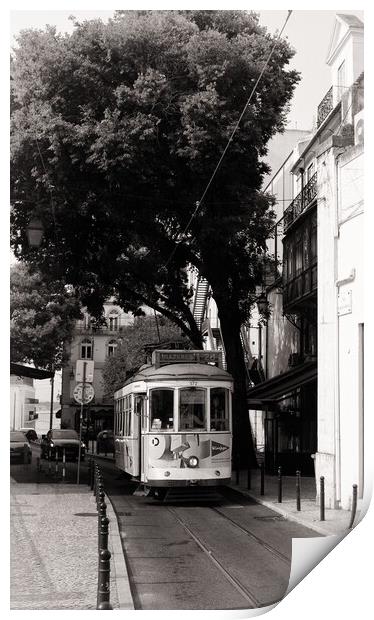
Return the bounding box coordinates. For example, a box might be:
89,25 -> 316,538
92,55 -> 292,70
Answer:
10,432 -> 26,442
51,430 -> 79,439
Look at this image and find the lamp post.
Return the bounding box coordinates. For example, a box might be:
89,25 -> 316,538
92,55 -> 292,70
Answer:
26,216 -> 55,430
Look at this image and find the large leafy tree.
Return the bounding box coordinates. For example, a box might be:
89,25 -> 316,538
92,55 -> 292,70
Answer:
10,263 -> 81,369
10,10 -> 299,464
102,315 -> 191,396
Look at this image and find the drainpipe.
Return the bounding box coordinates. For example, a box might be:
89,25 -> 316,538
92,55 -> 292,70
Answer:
333,150 -> 344,507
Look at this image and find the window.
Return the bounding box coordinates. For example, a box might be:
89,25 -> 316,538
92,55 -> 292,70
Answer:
210,388 -> 229,431
179,388 -> 206,430
307,163 -> 315,182
150,389 -> 174,431
107,310 -> 120,331
107,339 -> 118,357
81,339 -> 93,360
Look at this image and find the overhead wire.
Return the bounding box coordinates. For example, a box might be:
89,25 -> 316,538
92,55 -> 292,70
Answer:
162,9 -> 293,269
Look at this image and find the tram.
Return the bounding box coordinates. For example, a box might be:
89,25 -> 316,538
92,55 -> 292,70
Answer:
113,350 -> 233,494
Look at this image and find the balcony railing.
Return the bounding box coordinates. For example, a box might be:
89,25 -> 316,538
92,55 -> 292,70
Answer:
283,261 -> 317,310
74,324 -> 128,335
317,86 -> 333,127
284,172 -> 317,232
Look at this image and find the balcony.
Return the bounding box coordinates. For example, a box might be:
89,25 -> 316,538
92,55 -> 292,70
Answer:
317,86 -> 333,128
74,324 -> 127,336
283,261 -> 317,311
284,172 -> 317,232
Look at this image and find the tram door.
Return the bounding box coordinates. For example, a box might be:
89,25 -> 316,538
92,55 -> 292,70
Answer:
134,395 -> 146,481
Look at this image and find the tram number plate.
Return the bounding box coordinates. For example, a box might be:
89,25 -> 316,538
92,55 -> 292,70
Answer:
189,381 -> 197,386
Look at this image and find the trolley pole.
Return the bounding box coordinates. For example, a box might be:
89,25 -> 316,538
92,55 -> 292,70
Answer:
77,361 -> 87,485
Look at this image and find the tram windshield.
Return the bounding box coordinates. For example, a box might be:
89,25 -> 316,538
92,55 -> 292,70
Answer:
179,388 -> 206,430
150,389 -> 174,431
210,388 -> 229,431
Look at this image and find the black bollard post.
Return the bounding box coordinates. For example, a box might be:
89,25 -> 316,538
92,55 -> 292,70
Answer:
320,476 -> 325,521
348,484 -> 358,529
260,463 -> 265,496
277,466 -> 282,503
99,515 -> 110,552
48,448 -> 52,476
62,448 -> 66,483
97,548 -> 113,610
90,457 -> 94,491
247,464 -> 251,490
55,450 -> 59,478
296,470 -> 301,511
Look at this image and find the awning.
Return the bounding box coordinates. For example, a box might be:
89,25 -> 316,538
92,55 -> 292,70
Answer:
247,361 -> 317,410
10,362 -> 54,380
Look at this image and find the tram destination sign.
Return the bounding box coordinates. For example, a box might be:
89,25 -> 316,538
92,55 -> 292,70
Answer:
153,349 -> 223,369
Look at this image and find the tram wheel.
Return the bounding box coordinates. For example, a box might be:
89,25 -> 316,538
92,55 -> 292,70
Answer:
153,488 -> 167,501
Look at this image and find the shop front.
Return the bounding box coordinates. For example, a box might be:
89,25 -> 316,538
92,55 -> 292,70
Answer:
247,361 -> 317,475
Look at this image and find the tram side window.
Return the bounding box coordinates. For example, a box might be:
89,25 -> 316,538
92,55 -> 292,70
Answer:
150,389 -> 174,431
210,388 -> 229,432
124,395 -> 132,436
179,388 -> 206,430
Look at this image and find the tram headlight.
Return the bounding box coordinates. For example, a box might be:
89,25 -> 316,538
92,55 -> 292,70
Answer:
188,456 -> 199,468
215,470 -> 221,476
164,471 -> 171,477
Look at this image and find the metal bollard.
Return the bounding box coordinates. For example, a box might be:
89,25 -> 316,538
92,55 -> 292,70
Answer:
348,484 -> 358,529
62,448 -> 66,483
55,450 -> 59,477
90,457 -> 95,491
36,456 -> 41,472
247,464 -> 251,490
97,548 -> 113,610
99,515 -> 110,552
48,449 -> 52,476
320,476 -> 325,521
296,470 -> 301,511
277,466 -> 282,503
260,463 -> 265,496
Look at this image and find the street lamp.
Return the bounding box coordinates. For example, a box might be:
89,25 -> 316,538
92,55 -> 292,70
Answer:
26,216 -> 55,429
26,217 -> 44,248
256,292 -> 269,316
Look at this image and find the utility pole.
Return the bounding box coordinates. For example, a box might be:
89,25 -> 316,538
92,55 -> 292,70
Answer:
77,361 -> 87,485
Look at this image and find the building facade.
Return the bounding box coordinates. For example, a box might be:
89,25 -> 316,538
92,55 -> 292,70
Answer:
61,301 -> 134,434
248,13 -> 364,508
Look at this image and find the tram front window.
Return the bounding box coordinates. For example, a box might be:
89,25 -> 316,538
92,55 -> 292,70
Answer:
210,388 -> 229,431
179,388 -> 206,430
150,389 -> 174,431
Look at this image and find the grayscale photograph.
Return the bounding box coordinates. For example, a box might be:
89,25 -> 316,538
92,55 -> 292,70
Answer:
9,6 -> 365,613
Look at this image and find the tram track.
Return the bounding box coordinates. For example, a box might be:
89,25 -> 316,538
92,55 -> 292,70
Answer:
210,506 -> 290,566
166,506 -> 262,608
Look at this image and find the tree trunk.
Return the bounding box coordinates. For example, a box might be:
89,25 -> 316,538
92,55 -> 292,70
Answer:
213,298 -> 258,469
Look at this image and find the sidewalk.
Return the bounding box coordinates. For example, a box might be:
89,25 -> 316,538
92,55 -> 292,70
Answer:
91,450 -> 357,535
10,469 -> 133,610
229,468 -> 359,536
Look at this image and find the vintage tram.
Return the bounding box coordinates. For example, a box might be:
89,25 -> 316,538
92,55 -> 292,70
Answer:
113,350 -> 233,494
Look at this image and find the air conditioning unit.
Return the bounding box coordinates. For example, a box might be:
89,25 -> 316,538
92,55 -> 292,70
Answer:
354,110 -> 364,145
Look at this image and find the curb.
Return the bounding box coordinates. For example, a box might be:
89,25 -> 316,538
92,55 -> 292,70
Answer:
105,495 -> 135,609
229,484 -> 350,537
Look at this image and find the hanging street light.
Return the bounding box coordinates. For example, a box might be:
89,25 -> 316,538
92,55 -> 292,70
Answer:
26,217 -> 44,248
256,292 -> 269,316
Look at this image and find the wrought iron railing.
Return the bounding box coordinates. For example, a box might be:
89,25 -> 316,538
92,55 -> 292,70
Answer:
283,261 -> 317,309
317,86 -> 333,127
284,172 -> 317,232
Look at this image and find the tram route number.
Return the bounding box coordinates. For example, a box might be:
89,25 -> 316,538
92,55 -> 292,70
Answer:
190,381 -> 198,386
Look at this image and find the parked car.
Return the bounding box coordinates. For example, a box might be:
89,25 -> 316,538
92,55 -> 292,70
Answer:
40,429 -> 86,461
96,429 -> 114,454
10,431 -> 32,464
19,428 -> 38,442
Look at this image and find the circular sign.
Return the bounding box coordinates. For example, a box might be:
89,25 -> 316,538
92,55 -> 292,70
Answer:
73,383 -> 95,405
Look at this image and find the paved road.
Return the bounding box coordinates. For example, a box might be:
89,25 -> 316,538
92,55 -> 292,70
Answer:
100,463 -> 319,610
